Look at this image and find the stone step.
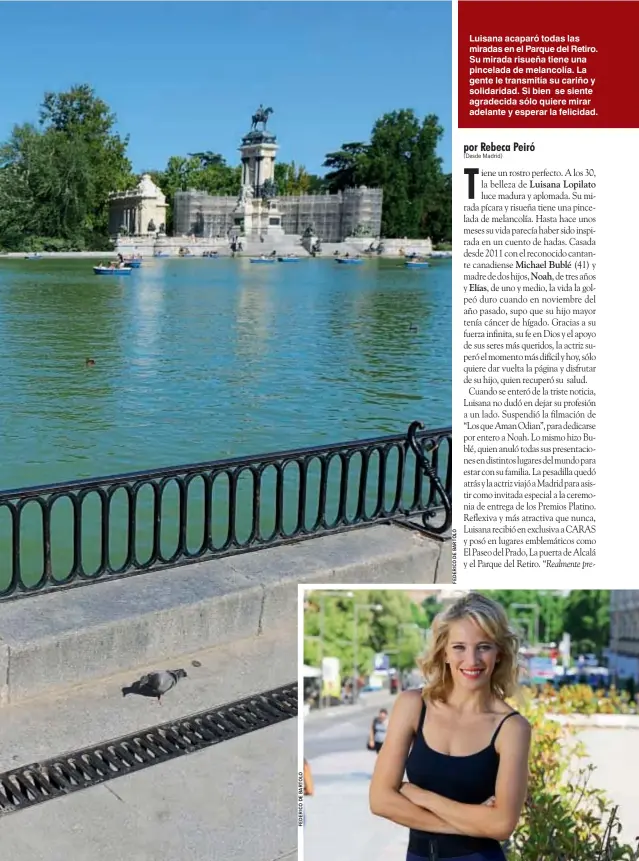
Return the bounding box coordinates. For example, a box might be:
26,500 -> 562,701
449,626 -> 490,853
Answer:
0,523 -> 445,705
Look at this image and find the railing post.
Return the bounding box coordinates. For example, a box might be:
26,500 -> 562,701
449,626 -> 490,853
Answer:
405,421 -> 452,537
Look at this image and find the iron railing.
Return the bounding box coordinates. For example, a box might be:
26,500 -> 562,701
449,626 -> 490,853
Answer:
0,422 -> 451,601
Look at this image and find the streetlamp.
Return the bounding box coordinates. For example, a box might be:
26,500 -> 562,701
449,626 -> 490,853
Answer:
353,602 -> 383,705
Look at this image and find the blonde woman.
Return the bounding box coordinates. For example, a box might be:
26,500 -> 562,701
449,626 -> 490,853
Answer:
370,593 -> 531,861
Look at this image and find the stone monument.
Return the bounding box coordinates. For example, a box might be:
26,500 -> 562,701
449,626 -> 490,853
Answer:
108,174 -> 168,237
232,105 -> 284,239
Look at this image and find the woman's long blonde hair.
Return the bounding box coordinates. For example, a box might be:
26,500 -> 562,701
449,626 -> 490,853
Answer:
418,592 -> 520,702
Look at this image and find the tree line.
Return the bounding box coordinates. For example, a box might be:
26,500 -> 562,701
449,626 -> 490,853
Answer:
420,590 -> 612,659
303,589 -> 611,680
0,85 -> 451,251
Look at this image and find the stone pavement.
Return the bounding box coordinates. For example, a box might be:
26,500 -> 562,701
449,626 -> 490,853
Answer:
0,630 -> 297,861
0,721 -> 295,861
304,748 -> 407,861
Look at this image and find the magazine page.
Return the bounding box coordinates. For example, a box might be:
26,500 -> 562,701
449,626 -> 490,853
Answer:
455,0 -> 639,585
300,5 -> 639,861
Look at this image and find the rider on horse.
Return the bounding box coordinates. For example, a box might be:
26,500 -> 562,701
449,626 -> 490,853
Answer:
251,104 -> 273,130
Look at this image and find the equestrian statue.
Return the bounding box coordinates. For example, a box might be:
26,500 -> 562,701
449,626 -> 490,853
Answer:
250,104 -> 274,131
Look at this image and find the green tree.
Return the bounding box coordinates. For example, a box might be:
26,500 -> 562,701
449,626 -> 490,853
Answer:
0,84 -> 133,250
0,124 -> 93,249
150,154 -> 241,234
39,84 -> 134,244
561,590 -> 610,657
322,142 -> 369,192
420,595 -> 444,627
321,111 -> 451,242
365,110 -> 448,240
187,151 -> 225,168
478,591 -> 567,645
303,590 -> 427,677
274,161 -> 324,196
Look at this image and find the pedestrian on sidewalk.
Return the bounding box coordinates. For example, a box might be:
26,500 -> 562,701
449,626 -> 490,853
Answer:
368,708 -> 389,754
369,592 -> 531,861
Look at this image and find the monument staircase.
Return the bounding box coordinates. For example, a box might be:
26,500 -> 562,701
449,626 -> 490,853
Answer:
238,234 -> 308,258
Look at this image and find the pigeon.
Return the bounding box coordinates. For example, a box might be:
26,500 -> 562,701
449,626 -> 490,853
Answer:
122,668 -> 187,705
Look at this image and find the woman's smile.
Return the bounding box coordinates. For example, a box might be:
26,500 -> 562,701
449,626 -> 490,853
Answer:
459,667 -> 485,679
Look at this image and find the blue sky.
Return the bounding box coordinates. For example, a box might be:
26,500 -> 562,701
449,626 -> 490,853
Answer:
0,1 -> 452,175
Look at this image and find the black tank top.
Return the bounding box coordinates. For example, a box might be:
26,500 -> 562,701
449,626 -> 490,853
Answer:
405,700 -> 518,859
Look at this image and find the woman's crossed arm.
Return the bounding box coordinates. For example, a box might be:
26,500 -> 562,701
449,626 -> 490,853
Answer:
369,691 -> 463,835
400,714 -> 531,841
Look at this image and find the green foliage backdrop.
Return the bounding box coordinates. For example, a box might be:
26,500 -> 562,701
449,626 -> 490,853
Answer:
304,590 -> 431,677
303,590 -> 612,683
0,85 -> 133,251
0,89 -> 451,250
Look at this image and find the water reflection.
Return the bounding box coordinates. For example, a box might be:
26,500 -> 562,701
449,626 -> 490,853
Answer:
0,258 -> 451,487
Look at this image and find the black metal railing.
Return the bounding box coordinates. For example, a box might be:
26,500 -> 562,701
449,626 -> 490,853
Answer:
0,423 -> 451,601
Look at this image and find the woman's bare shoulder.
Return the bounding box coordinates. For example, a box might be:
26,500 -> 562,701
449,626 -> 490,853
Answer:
390,689 -> 424,728
398,688 -> 424,706
509,712 -> 532,733
498,711 -> 532,748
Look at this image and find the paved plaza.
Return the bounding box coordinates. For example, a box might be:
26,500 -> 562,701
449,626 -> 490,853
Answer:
576,728 -> 639,849
0,632 -> 296,861
304,696 -> 407,861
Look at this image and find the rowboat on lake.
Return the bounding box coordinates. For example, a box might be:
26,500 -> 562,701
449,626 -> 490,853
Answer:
93,266 -> 132,276
249,257 -> 276,264
278,256 -> 300,262
335,257 -> 364,265
405,261 -> 430,269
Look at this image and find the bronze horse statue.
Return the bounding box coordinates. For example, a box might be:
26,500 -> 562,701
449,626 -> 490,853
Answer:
251,105 -> 273,130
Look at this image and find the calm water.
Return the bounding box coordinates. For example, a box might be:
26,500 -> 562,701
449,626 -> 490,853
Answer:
0,257 -> 451,490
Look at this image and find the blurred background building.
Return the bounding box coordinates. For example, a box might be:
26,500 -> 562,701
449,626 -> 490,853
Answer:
607,590 -> 639,682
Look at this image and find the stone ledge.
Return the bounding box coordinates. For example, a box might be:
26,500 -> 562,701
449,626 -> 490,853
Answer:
0,628 -> 297,773
0,523 -> 449,705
